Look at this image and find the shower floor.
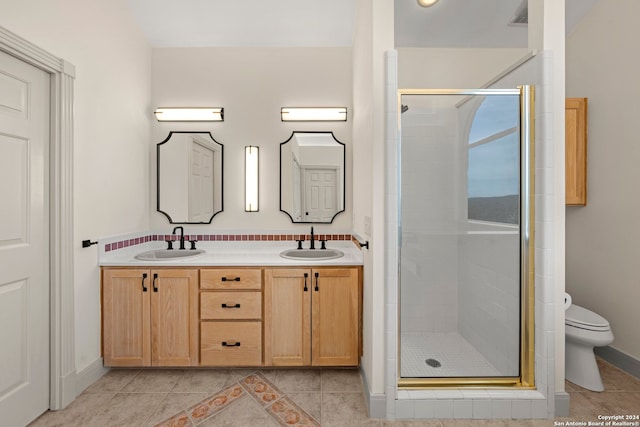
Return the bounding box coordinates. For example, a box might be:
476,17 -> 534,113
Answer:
400,332 -> 501,378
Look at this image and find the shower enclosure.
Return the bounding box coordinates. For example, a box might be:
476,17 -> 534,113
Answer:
398,87 -> 534,387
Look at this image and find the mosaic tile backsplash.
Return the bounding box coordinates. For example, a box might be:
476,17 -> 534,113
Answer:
104,233 -> 353,252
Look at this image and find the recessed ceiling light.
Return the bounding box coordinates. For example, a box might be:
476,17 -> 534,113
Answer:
417,0 -> 439,7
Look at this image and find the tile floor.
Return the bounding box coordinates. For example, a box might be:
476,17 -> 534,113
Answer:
29,358 -> 640,427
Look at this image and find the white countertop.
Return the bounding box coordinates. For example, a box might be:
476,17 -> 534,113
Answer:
99,240 -> 363,267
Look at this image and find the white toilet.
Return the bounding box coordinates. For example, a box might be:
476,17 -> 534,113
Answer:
564,293 -> 614,391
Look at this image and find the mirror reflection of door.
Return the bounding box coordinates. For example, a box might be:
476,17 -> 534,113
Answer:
280,131 -> 345,223
189,138 -> 215,222
303,168 -> 337,222
157,131 -> 223,224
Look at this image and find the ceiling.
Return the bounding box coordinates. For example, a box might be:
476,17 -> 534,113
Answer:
127,0 -> 597,48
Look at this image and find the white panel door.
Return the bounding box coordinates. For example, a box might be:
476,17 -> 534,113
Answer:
0,50 -> 50,426
303,168 -> 337,222
188,141 -> 214,222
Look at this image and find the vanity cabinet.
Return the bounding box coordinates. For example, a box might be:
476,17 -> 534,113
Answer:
264,267 -> 361,367
102,268 -> 199,367
566,98 -> 588,205
199,268 -> 263,366
101,263 -> 361,368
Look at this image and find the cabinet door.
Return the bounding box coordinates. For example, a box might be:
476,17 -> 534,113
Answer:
264,268 -> 311,366
311,268 -> 359,366
102,269 -> 151,367
150,269 -> 199,366
566,98 -> 588,205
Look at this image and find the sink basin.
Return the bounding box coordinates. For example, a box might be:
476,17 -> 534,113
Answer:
279,248 -> 344,261
135,249 -> 205,261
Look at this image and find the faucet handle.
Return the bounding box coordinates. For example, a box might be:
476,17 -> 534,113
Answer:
166,240 -> 174,250
296,239 -> 304,250
189,240 -> 198,250
320,240 -> 327,250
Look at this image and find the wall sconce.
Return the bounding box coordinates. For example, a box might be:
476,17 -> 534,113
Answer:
281,107 -> 347,122
154,107 -> 224,122
245,146 -> 259,212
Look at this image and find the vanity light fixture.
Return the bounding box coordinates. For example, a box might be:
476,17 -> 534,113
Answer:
245,146 -> 259,212
154,107 -> 224,122
281,107 -> 347,122
417,0 -> 439,7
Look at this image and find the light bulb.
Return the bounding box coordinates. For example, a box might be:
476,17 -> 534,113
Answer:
417,0 -> 439,7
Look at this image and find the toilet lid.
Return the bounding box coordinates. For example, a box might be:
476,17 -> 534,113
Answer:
566,304 -> 610,331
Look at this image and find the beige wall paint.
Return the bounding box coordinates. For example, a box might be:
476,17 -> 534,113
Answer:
566,0 -> 640,361
150,47 -> 353,232
0,1 -> 151,373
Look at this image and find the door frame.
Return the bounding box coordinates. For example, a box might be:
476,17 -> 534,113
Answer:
0,27 -> 76,410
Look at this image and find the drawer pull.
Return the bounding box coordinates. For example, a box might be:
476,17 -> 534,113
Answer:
221,341 -> 241,347
221,303 -> 241,308
221,277 -> 241,282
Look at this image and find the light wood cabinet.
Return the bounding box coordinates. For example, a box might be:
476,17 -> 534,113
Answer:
264,267 -> 361,367
102,268 -> 198,367
102,264 -> 361,368
566,98 -> 588,205
199,268 -> 263,366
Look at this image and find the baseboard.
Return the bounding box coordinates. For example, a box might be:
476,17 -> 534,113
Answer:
58,369 -> 77,409
595,346 -> 640,379
555,391 -> 570,417
76,357 -> 109,395
359,366 -> 386,419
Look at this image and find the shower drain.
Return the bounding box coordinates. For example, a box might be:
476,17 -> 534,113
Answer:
425,358 -> 441,368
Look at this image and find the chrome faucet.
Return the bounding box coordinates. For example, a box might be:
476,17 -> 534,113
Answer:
172,226 -> 186,250
309,226 -> 315,250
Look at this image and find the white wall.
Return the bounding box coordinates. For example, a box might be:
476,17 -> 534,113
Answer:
398,48 -> 528,89
566,0 -> 640,361
150,47 -> 352,233
352,0 -> 394,403
0,1 -> 152,374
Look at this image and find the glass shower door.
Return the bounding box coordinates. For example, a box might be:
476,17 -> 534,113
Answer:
398,87 -> 534,386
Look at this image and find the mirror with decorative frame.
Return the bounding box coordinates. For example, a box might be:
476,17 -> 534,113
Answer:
157,131 -> 223,224
280,131 -> 345,223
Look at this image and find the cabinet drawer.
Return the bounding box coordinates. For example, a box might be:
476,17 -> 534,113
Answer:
201,292 -> 262,320
201,269 -> 262,290
200,321 -> 262,366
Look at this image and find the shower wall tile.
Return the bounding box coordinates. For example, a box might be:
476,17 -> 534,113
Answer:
453,400 -> 473,418
531,397 -> 548,418
395,399 -> 415,419
491,400 -> 511,418
511,400 -> 532,418
472,400 -> 492,418
413,400 -> 434,418
433,400 -> 454,419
